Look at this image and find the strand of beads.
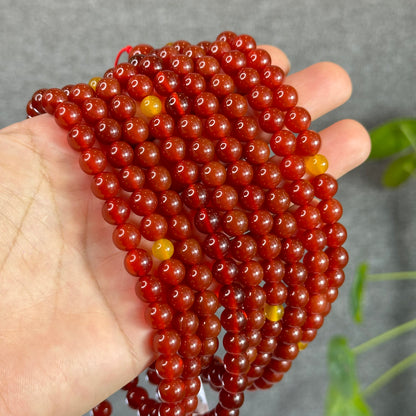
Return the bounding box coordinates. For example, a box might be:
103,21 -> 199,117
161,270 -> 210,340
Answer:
26,30 -> 348,416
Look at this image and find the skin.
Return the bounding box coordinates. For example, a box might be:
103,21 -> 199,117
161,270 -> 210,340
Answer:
0,45 -> 371,416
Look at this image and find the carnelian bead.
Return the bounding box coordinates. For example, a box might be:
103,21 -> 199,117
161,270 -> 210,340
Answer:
193,92 -> 219,117
187,137 -> 215,164
157,45 -> 179,66
196,56 -> 220,78
126,74 -> 153,100
182,72 -> 206,96
294,204 -> 321,229
263,281 -> 287,305
222,373 -> 248,394
42,88 -> 67,114
158,379 -> 186,403
82,97 -> 108,124
223,352 -> 250,375
279,326 -> 303,344
160,137 -> 186,163
273,84 -> 298,110
153,329 -> 181,355
312,173 -> 338,199
26,100 -> 40,117
262,259 -> 285,282
222,210 -> 249,236
165,93 -> 191,118
221,93 -> 248,119
274,342 -> 299,361
248,210 -> 273,235
95,118 -> 122,144
146,165 -> 172,192
238,261 -> 263,286
303,313 -> 324,330
200,161 -> 226,187
130,188 -> 158,216
67,124 -> 95,151
79,148 -> 106,174
194,291 -> 220,316
234,67 -> 260,94
91,172 -> 120,199
280,238 -> 304,263
282,306 -> 307,327
171,160 -> 199,186
326,246 -> 349,269
285,106 -> 311,133
112,223 -> 141,251
202,233 -> 230,259
177,115 -> 203,140
232,33 -> 256,52
184,184 -> 209,210
96,78 -> 122,101
218,284 -> 245,309
258,107 -> 285,133
31,88 -> 46,112
140,95 -> 162,118
211,185 -> 239,211
194,208 -> 221,234
223,333 -> 249,355
140,213 -> 168,241
305,272 -> 328,294
125,248 -> 153,277
157,258 -> 185,285
168,215 -> 192,240
205,113 -> 232,139
305,154 -> 329,176
113,62 -> 136,87
145,302 -> 174,330
118,165 -> 145,192
197,315 -> 221,339
227,160 -> 253,187
212,259 -> 239,285
324,222 -> 347,247
273,212 -> 298,238
102,197 -> 130,225
261,65 -> 284,89
155,355 -> 184,379
158,190 -> 183,216
209,73 -> 235,97
286,179 -> 315,205
247,85 -> 273,111
152,239 -> 175,261
221,309 -> 247,333
138,55 -> 164,77
186,264 -> 213,291
135,141 -> 160,168
230,235 -> 257,262
257,234 -> 281,259
208,40 -> 232,61
303,250 -> 329,273
167,285 -> 195,311
302,328 -> 317,342
265,188 -> 290,214
172,311 -> 199,335
149,113 -> 175,139
246,48 -> 271,71
154,70 -> 179,95
243,286 -> 266,310
215,137 -> 242,163
279,155 -> 306,180
287,285 -> 310,308
54,101 -> 82,129
221,50 -> 247,75
318,198 -> 343,223
253,162 -> 281,189
107,141 -> 134,168
239,185 -> 265,211
296,130 -> 321,156
170,54 -> 194,75
68,83 -> 95,106
175,238 -> 203,265
284,262 -> 308,285
232,116 -> 258,142
300,229 -> 327,252
244,140 -> 270,165
270,130 -> 297,156
92,400 -> 112,416
179,334 -> 202,358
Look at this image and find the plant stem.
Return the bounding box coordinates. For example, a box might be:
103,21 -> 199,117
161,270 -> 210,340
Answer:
362,352 -> 416,397
353,319 -> 416,355
367,271 -> 416,281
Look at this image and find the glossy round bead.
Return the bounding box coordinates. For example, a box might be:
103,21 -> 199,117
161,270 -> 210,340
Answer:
285,107 -> 311,133
135,141 -> 160,168
305,154 -> 329,176
265,188 -> 290,214
54,101 -> 82,129
261,65 -> 284,89
172,311 -> 199,335
68,83 -> 95,106
160,137 -> 186,163
152,239 -> 175,261
79,148 -> 106,174
146,165 -> 172,192
264,304 -> 284,322
95,118 -> 122,144
91,172 -> 120,199
200,161 -> 227,187
126,74 -> 153,100
279,155 -> 306,180
209,73 -> 235,97
107,141 -> 134,168
280,238 -> 304,263
175,238 -> 203,265
168,215 -> 192,240
211,185 -> 239,211
221,50 -> 247,75
222,210 -> 249,237
215,137 -> 242,163
273,212 -> 298,238
140,95 -> 162,117
183,184 -> 209,210
193,92 -> 219,117
186,264 -> 213,291
286,179 -> 315,205
182,72 -> 206,96
293,205 -> 321,229
205,113 -> 232,139
130,188 -> 158,215
67,124 -> 95,151
230,235 -> 257,262
158,190 -> 183,217
238,261 -> 264,286
82,97 -> 108,124
170,54 -> 195,75
177,115 -> 203,140
312,174 -> 338,199
112,223 -> 141,251
239,185 -> 265,211
246,48 -> 271,71
318,198 -> 343,223
197,315 -> 221,338
196,56 -> 220,78
96,77 -> 121,101
153,329 -> 181,355
273,85 -> 298,110
158,378 -> 186,403
125,248 -> 153,278
324,223 -> 347,247
154,70 -> 179,95
232,116 -> 258,142
155,355 -> 184,380
221,93 -> 248,119
202,233 -> 230,259
42,88 -> 67,114
208,40 -> 232,60
149,113 -> 175,139
91,400 -> 112,416
258,107 -> 284,133
326,246 -> 349,269
300,229 -> 327,252
270,130 -> 297,156
118,166 -> 143,192
113,62 -> 136,87
253,162 -> 281,189
296,130 -> 321,156
244,140 -> 270,165
262,259 -> 285,283
102,197 -> 130,225
257,234 -> 281,259
167,284 -> 196,312
227,160 -> 253,187
140,213 -> 168,241
137,55 -> 164,78
247,85 -> 273,110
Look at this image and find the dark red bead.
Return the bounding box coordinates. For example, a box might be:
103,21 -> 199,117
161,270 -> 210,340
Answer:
92,400 -> 112,416
273,212 -> 298,238
130,188 -> 158,216
270,130 -> 297,156
112,223 -> 141,250
168,215 -> 192,240
145,303 -> 174,329
122,117 -> 149,144
69,83 -> 95,106
177,115 -> 203,140
170,54 -> 194,75
253,162 -> 281,189
186,264 -> 213,291
221,50 -> 247,75
273,85 -> 298,110
234,67 -> 260,93
296,130 -> 321,156
42,88 -> 67,114
91,172 -> 120,199
175,238 -> 203,265
247,85 -> 273,111
107,141 -> 134,168
265,188 -> 290,214
102,197 -> 130,225
95,117 -> 122,144
126,249 -> 153,277
82,97 -> 108,124
261,65 -> 284,89
238,185 -> 265,211
126,74 -> 153,100
212,259 -> 239,285
96,77 -> 122,101
155,355 -> 184,380
246,48 -> 271,71
222,210 -> 249,237
182,72 -> 207,96
258,107 -> 285,133
286,179 -> 315,205
54,101 -> 82,129
227,160 -> 254,187
135,141 -> 160,168
312,174 -> 338,200
79,148 -> 106,174
285,106 -> 311,133
118,165 -> 145,191
232,116 -> 258,142
279,155 -> 306,180
211,185 -> 239,211
172,311 -> 199,335
208,73 -> 235,97
318,198 -> 343,223
196,56 -> 220,78
110,94 -> 136,121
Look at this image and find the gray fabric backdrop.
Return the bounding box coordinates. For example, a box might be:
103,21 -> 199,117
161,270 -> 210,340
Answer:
1,0 -> 415,415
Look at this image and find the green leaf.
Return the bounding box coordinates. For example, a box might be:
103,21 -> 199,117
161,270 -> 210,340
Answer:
369,118 -> 416,159
350,263 -> 368,323
382,153 -> 416,187
325,336 -> 372,416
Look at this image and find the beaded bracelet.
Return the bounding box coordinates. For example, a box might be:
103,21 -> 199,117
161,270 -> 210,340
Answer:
26,31 -> 348,416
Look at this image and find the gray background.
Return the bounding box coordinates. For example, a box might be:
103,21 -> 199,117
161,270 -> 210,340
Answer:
1,0 -> 415,415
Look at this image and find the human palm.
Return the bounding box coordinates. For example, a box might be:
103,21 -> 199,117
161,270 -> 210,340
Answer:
0,45 -> 370,416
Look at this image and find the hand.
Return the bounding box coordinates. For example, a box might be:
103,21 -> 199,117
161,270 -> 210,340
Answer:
0,45 -> 371,416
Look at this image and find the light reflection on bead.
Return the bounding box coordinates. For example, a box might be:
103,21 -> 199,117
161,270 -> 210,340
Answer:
140,95 -> 163,117
264,304 -> 284,321
304,154 -> 328,176
152,238 -> 174,260
88,77 -> 102,91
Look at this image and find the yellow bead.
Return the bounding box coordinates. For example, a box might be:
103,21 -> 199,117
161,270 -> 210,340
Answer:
140,95 -> 162,117
304,154 -> 329,176
152,239 -> 174,260
264,304 -> 284,321
298,342 -> 308,351
88,77 -> 102,91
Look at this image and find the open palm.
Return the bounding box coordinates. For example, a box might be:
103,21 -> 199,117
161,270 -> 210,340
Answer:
0,45 -> 370,416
